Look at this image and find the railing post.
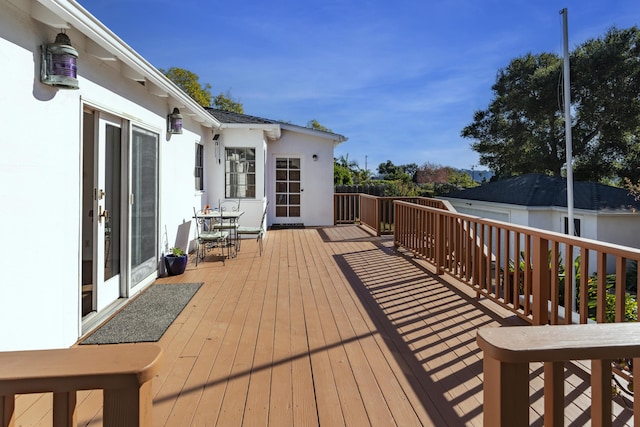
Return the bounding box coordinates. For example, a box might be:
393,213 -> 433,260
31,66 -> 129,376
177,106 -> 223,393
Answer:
591,359 -> 612,427
375,197 -> 381,236
544,362 -> 564,427
435,211 -> 445,275
532,235 -> 550,326
482,356 -> 529,426
1,395 -> 14,427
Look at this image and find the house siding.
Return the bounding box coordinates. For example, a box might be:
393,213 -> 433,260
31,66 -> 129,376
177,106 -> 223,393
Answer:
0,0 -> 213,351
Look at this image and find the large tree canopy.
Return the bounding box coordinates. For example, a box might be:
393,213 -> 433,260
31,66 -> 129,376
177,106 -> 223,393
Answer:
462,26 -> 640,182
161,67 -> 244,113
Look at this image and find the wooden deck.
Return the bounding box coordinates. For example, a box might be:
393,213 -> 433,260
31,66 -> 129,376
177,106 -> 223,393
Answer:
14,225 -> 634,426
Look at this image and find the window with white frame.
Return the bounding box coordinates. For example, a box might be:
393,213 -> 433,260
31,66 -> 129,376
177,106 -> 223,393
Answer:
195,143 -> 203,191
225,147 -> 255,198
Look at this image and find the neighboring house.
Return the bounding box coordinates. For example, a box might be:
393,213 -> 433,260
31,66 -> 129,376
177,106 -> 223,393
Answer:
206,109 -> 347,228
0,0 -> 346,351
439,173 -> 640,271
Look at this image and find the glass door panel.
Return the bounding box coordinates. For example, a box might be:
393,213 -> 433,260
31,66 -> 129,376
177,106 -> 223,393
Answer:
275,156 -> 301,221
131,126 -> 158,286
95,113 -> 123,310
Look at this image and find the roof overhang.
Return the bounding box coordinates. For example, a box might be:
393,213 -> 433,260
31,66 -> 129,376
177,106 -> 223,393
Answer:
220,123 -> 282,141
25,0 -> 221,130
280,123 -> 348,146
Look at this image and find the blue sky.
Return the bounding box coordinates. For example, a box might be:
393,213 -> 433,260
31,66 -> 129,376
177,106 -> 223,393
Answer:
78,0 -> 640,173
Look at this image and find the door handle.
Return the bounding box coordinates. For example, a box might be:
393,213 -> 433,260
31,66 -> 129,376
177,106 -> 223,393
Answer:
98,206 -> 109,224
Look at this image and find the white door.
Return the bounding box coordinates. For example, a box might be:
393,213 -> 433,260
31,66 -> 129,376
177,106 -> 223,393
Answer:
95,112 -> 123,310
274,156 -> 303,224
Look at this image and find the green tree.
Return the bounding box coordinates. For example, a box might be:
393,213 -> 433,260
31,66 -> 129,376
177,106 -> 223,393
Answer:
213,91 -> 244,113
162,67 -> 244,113
334,161 -> 353,185
307,119 -> 333,133
161,67 -> 212,107
462,26 -> 640,182
377,160 -> 414,183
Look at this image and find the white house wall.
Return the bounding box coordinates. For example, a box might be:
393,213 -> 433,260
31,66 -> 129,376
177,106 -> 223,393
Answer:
0,0 -> 211,351
0,3 -> 82,350
597,214 -> 640,249
208,128 -> 268,228
269,130 -> 335,226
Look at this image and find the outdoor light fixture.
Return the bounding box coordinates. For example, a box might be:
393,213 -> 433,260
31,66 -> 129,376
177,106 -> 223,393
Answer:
167,108 -> 183,134
312,154 -> 318,161
41,31 -> 79,89
213,133 -> 221,164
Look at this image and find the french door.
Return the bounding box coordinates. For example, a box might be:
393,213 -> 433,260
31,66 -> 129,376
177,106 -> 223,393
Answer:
92,112 -> 123,311
82,110 -> 159,317
274,156 -> 302,223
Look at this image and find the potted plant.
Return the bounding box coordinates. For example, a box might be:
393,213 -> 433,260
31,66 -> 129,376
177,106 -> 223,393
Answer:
164,247 -> 188,276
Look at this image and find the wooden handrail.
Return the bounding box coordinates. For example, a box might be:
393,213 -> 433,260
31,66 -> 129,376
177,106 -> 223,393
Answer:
477,324 -> 640,426
0,343 -> 162,427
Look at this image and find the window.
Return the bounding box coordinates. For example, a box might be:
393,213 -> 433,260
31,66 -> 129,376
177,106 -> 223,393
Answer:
225,147 -> 256,198
195,143 -> 203,191
564,217 -> 581,237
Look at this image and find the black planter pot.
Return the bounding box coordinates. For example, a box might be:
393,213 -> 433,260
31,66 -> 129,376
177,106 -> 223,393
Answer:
164,254 -> 188,276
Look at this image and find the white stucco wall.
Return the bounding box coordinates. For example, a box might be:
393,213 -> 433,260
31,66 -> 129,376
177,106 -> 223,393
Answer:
0,3 -> 82,350
0,0 -> 211,350
206,128 -> 268,229
269,129 -> 336,226
597,214 -> 640,249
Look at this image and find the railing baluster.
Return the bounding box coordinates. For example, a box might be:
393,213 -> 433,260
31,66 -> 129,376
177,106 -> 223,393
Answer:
544,361 -> 564,427
591,358 -> 613,426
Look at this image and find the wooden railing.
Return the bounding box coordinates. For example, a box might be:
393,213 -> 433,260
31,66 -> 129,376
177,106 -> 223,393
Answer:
334,193 -> 449,235
392,200 -> 640,425
0,344 -> 162,427
478,324 -> 640,426
335,193 -> 640,422
393,200 -> 640,326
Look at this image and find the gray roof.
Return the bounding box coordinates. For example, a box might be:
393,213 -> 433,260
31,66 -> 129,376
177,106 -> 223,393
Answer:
207,108 -> 276,125
444,173 -> 640,211
206,108 -> 347,141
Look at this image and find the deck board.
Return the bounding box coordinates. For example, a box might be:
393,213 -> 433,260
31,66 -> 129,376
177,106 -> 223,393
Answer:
12,225 -> 635,426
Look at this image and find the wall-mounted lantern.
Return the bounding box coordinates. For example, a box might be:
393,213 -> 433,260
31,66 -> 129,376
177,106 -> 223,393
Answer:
213,133 -> 221,164
312,154 -> 318,161
167,108 -> 183,134
41,32 -> 79,89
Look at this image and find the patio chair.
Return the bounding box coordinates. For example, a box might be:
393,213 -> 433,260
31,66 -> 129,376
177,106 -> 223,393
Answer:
237,202 -> 268,256
193,207 -> 228,265
212,200 -> 241,257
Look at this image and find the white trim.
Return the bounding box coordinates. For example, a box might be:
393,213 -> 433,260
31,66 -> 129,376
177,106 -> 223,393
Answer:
34,0 -> 221,130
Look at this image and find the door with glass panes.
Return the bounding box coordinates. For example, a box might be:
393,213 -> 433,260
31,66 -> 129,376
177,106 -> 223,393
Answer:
81,109 -> 159,317
274,156 -> 302,224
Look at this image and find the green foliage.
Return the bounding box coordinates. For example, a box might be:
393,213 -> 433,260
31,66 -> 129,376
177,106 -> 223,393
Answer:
381,180 -> 419,197
334,154 -> 372,186
168,247 -> 185,257
161,67 -> 212,107
307,119 -> 332,133
213,91 -> 244,113
377,160 -> 413,183
583,276 -> 638,323
463,26 -> 640,183
334,161 -> 353,185
162,67 -> 244,113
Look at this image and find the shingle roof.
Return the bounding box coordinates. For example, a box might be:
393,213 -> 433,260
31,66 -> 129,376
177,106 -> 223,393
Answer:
206,108 -> 347,141
206,108 -> 276,125
444,173 -> 640,211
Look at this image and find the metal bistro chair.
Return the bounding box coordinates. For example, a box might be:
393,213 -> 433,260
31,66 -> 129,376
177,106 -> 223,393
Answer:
214,199 -> 241,257
237,202 -> 268,256
193,207 -> 228,265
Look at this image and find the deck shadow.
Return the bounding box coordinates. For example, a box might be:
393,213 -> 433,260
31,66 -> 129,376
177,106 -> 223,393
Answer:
331,237 -> 627,425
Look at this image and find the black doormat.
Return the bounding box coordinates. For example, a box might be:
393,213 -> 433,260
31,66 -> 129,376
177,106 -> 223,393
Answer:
81,283 -> 202,344
270,223 -> 305,229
